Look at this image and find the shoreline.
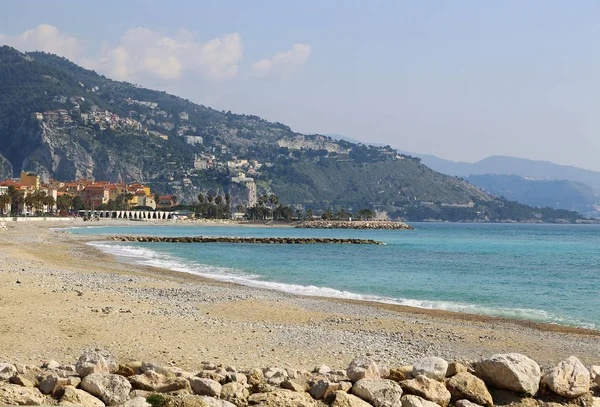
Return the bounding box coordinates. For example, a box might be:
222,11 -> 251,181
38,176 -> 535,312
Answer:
56,219 -> 600,334
89,238 -> 600,336
71,220 -> 599,334
0,219 -> 599,373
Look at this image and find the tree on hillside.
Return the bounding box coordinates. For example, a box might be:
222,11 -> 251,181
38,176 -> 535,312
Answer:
197,193 -> 205,204
306,209 -> 313,220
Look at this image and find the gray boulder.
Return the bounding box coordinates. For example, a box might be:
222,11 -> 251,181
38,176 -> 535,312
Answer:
473,353 -> 541,395
81,373 -> 132,405
352,378 -> 403,407
413,357 -> 448,381
542,356 -> 590,398
347,356 -> 381,383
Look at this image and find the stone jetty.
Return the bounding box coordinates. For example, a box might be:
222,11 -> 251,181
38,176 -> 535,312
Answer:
1,350 -> 599,407
107,235 -> 385,245
296,220 -> 415,230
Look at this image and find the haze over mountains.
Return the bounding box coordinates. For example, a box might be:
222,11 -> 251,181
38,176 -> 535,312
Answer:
400,152 -> 600,218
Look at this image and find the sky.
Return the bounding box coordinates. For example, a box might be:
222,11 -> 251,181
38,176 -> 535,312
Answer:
1,0 -> 600,171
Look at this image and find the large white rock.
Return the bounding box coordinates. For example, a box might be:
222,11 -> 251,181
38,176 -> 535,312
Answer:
81,373 -> 132,405
456,400 -> 484,407
0,363 -> 17,380
474,353 -> 541,395
75,349 -> 110,377
347,356 -> 381,383
352,378 -> 403,407
400,375 -> 451,407
57,385 -> 105,406
263,367 -> 289,385
248,389 -> 317,406
402,394 -> 442,407
0,382 -> 48,405
331,390 -> 373,407
542,356 -> 590,398
129,370 -> 190,393
413,357 -> 448,381
446,372 -> 493,407
189,377 -> 222,397
123,396 -> 151,407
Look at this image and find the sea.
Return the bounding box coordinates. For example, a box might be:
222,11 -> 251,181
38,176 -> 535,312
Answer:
64,222 -> 600,330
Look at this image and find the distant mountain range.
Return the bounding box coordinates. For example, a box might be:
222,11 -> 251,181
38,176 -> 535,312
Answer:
411,153 -> 600,191
396,151 -> 600,217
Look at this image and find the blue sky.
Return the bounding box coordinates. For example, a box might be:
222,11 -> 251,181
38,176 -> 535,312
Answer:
2,1 -> 600,170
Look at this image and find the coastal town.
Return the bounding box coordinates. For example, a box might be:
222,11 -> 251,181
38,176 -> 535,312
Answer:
0,171 -> 176,216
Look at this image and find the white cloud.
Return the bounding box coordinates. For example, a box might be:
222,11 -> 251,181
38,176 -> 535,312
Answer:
90,27 -> 242,82
250,44 -> 312,79
0,24 -> 242,82
0,24 -> 82,61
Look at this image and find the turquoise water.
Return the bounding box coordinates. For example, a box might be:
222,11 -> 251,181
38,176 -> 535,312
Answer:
66,223 -> 600,329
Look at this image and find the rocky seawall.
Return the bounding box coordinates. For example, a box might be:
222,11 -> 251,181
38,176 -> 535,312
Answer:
296,220 -> 415,230
107,235 -> 384,245
1,350 -> 598,407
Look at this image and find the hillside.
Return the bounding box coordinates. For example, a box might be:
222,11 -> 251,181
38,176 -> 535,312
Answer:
0,45 -> 587,222
466,174 -> 600,218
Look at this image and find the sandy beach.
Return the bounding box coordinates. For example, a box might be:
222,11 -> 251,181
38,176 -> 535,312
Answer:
0,219 -> 598,373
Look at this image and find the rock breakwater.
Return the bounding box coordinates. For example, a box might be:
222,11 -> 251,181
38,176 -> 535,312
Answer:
1,350 -> 598,407
296,220 -> 415,230
107,235 -> 385,245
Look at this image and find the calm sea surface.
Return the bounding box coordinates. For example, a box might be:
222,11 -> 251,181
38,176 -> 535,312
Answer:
66,223 -> 600,329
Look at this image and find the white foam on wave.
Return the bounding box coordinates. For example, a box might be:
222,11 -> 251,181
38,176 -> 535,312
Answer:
88,241 -> 597,330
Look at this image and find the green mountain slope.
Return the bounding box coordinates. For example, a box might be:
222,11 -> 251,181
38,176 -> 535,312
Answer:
0,45 -> 587,222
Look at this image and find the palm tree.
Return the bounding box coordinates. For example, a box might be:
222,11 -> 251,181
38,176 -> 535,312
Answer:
5,186 -> 18,215
57,194 -> 73,213
44,195 -> 56,214
268,194 -> 279,220
306,209 -> 313,220
0,194 -> 9,215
